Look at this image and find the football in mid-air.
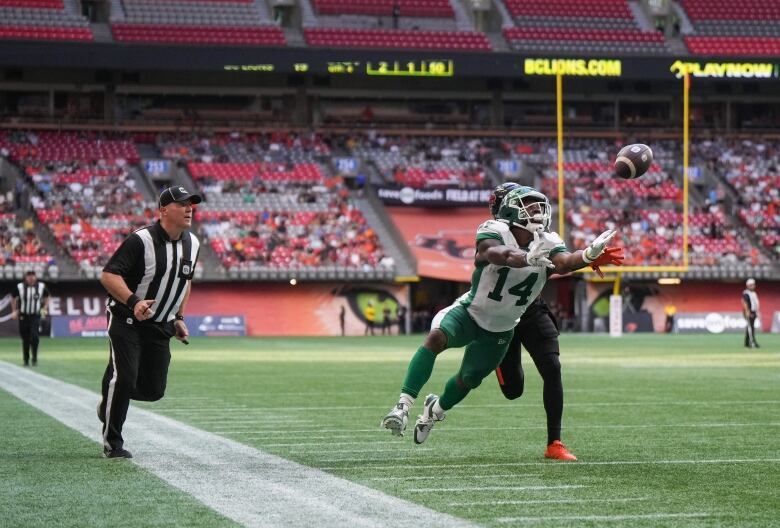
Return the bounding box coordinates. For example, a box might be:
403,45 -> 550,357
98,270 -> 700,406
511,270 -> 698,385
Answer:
614,144 -> 653,179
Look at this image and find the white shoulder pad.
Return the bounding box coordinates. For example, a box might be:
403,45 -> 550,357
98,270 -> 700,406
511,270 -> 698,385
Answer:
538,231 -> 567,252
478,219 -> 510,236
542,231 -> 565,246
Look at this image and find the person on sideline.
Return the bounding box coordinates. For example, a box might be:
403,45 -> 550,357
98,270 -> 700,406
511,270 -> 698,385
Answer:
742,278 -> 760,348
11,270 -> 50,366
97,186 -> 201,459
364,301 -> 376,336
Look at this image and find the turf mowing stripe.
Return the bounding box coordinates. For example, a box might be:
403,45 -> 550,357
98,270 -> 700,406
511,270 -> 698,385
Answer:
494,512 -> 711,523
452,497 -> 649,506
409,485 -> 584,492
0,362 -> 476,528
320,458 -> 780,470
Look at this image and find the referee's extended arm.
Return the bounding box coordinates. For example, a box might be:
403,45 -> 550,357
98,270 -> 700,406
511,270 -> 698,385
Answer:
100,271 -> 156,321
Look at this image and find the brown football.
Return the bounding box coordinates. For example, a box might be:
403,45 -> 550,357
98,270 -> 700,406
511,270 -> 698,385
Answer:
614,144 -> 653,179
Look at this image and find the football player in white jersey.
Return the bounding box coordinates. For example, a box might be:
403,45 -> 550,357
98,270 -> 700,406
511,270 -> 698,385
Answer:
381,186 -> 622,446
489,183 -> 623,460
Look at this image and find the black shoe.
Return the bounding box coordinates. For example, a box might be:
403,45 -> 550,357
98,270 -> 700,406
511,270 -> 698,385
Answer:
104,448 -> 133,459
31,361 -> 37,367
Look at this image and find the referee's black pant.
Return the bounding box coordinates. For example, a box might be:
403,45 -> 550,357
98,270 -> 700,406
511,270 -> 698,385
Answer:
745,312 -> 759,348
18,313 -> 41,365
99,312 -> 175,452
495,306 -> 563,446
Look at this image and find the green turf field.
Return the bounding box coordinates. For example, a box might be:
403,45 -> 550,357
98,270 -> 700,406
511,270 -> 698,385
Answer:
1,334 -> 778,527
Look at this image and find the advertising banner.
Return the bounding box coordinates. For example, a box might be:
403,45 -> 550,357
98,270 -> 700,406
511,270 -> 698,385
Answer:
673,312 -> 761,334
51,314 -> 246,337
609,295 -> 623,337
51,316 -> 107,337
186,315 -> 246,337
376,187 -> 491,207
387,206 -> 489,282
770,311 -> 780,334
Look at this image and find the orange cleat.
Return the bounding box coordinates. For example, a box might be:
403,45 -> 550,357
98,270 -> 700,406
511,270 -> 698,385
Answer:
544,440 -> 577,461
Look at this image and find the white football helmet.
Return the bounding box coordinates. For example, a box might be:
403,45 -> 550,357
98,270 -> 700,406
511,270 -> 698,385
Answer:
496,186 -> 551,233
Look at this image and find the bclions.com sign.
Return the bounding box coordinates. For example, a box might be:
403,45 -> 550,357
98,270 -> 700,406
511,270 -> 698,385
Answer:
674,312 -> 761,334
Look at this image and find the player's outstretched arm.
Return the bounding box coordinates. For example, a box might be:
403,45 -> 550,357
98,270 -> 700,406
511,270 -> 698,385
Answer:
550,230 -> 620,275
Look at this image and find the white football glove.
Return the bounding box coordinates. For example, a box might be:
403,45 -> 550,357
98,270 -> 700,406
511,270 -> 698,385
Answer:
583,229 -> 617,263
527,230 -> 555,269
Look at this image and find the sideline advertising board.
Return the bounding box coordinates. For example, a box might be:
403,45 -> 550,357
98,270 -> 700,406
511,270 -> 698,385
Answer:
673,312 -> 761,334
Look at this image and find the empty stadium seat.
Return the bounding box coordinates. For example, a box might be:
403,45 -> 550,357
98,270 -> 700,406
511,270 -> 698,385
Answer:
304,28 -> 490,51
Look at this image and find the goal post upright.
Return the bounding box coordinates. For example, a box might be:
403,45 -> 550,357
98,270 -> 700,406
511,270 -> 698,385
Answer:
556,72 -> 565,240
552,69 -> 692,335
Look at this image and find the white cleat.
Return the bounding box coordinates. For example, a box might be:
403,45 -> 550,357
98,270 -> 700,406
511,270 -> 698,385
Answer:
381,403 -> 409,437
413,394 -> 445,445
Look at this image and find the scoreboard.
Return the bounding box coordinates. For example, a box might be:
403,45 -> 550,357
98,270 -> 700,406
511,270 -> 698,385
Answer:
1,41 -> 778,81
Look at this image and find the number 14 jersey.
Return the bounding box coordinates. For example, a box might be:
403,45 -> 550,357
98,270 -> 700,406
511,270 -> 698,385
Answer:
457,220 -> 567,333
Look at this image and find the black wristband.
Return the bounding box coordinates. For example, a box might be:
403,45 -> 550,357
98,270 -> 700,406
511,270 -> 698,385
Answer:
126,294 -> 141,311
174,313 -> 184,321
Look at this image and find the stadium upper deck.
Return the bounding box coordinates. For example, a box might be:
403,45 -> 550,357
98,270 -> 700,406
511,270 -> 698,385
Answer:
0,0 -> 777,57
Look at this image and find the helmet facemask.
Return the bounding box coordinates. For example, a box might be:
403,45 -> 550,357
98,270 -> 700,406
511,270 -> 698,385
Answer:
497,188 -> 551,233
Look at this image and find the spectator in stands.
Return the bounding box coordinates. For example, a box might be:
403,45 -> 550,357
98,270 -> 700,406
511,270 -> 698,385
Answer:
392,1 -> 401,29
742,278 -> 760,348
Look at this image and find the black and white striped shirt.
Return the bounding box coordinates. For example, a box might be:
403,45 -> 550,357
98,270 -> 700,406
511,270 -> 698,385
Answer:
14,281 -> 49,315
743,289 -> 760,314
103,221 -> 200,323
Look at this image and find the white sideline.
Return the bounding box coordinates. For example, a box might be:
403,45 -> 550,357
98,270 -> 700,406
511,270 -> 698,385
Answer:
0,362 -> 476,528
321,457 -> 780,471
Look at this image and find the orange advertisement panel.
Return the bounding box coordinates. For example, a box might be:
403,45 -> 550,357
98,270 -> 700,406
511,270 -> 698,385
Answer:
387,207 -> 490,282
189,283 -> 409,336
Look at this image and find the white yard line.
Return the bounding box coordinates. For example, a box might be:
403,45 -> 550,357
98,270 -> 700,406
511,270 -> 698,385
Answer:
452,497 -> 649,506
409,485 -> 584,493
0,362 -> 476,528
210,422 -> 780,436
495,512 -> 711,523
365,474 -> 540,481
190,400 -> 780,411
260,440 -> 410,447
321,458 -> 780,471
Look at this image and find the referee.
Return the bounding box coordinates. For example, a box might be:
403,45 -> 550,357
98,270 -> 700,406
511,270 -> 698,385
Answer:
97,186 -> 201,459
742,278 -> 760,348
11,270 -> 50,366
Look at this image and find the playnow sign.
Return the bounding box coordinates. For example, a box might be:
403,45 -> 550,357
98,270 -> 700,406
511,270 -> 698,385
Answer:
673,312 -> 761,334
